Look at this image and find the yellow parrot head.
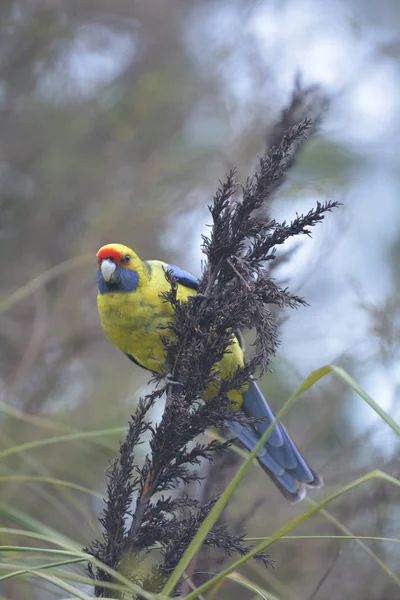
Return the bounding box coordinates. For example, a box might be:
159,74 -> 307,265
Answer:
97,243 -> 142,293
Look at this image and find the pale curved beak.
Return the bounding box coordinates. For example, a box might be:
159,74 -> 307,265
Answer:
101,259 -> 117,282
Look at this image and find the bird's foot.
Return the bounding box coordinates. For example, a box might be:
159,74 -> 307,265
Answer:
165,373 -> 184,387
189,292 -> 207,303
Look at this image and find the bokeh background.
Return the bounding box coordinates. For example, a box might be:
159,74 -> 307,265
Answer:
1,1 -> 399,598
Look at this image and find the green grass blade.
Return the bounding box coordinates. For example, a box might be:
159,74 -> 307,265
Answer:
0,532 -> 165,599
224,573 -> 270,599
0,557 -> 86,582
245,535 -> 400,543
0,527 -> 81,550
246,560 -> 296,600
0,506 -> 81,549
0,403 -> 75,434
182,470 -> 400,599
207,364 -> 400,588
0,559 -> 136,596
206,571 -> 281,600
304,497 -> 400,589
30,566 -> 156,595
0,254 -> 92,315
0,403 -> 118,453
0,475 -> 103,499
330,365 -> 400,435
0,426 -> 125,460
162,366 -> 334,596
20,569 -> 93,600
0,545 -> 82,556
212,424 -> 400,587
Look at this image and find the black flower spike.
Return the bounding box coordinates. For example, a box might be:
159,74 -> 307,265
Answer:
87,114 -> 338,597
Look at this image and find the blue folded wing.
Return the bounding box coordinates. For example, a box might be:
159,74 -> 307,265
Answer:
167,264 -> 199,290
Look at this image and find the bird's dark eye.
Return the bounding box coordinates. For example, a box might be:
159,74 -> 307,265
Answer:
121,254 -> 131,264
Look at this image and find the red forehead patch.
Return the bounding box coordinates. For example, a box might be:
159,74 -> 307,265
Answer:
97,246 -> 123,263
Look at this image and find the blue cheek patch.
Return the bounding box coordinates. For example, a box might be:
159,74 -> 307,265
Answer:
120,269 -> 139,292
97,268 -> 139,294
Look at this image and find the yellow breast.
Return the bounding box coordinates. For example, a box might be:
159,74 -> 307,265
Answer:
97,262 -> 245,409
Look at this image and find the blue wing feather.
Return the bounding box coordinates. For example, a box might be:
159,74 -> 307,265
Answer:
167,264 -> 199,290
226,380 -> 322,502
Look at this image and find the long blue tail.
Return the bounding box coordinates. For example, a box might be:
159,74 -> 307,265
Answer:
226,381 -> 322,502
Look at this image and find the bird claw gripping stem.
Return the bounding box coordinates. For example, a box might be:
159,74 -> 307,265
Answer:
188,292 -> 208,303
165,373 -> 184,388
